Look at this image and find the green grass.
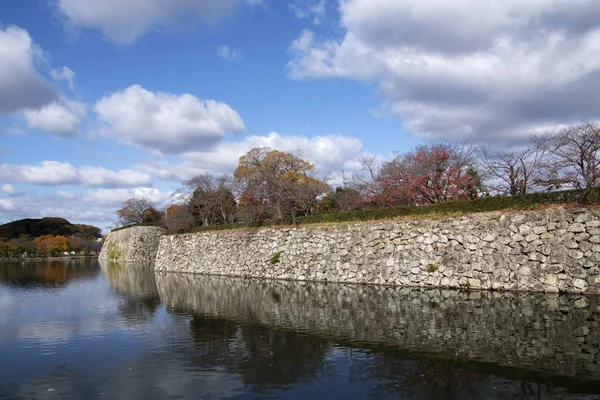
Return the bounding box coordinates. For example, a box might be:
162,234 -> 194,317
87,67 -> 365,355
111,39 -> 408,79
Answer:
425,262 -> 439,273
270,251 -> 282,264
157,188 -> 599,236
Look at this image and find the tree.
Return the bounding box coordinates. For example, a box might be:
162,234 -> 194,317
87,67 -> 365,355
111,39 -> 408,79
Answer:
178,173 -> 237,226
234,148 -> 329,223
477,144 -> 545,196
380,143 -> 477,205
74,224 -> 102,239
35,235 -> 68,256
116,197 -> 155,226
317,187 -> 363,214
533,122 -> 600,194
347,153 -> 387,208
164,204 -> 195,230
142,206 -> 164,224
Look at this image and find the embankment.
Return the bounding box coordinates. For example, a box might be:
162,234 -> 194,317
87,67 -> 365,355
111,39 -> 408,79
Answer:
155,207 -> 600,293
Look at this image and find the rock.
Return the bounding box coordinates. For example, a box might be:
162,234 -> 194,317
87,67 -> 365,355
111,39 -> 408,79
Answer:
518,266 -> 532,276
519,225 -> 531,235
569,250 -> 584,260
568,223 -> 586,233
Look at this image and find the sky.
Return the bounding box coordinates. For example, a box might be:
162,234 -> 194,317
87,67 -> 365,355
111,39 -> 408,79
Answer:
1,0 -> 600,232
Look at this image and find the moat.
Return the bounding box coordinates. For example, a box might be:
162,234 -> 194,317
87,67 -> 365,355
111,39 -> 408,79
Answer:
1,259 -> 600,399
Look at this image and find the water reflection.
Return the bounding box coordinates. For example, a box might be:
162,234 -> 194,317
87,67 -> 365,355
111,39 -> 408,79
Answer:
0,259 -> 98,287
2,259 -> 600,399
156,273 -> 600,385
99,260 -> 161,325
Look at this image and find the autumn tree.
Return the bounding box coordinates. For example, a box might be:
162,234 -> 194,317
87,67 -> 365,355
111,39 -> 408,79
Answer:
141,207 -> 164,224
477,144 -> 545,196
317,187 -> 363,214
533,122 -> 600,194
35,235 -> 68,256
164,204 -> 195,230
116,197 -> 157,226
380,143 -> 478,205
178,173 -> 237,226
234,148 -> 329,223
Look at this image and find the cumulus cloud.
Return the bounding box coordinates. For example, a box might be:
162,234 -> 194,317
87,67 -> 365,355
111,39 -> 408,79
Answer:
0,26 -> 58,114
95,85 -> 245,154
0,161 -> 152,188
217,45 -> 241,60
136,132 -> 364,183
53,0 -> 263,45
288,0 -> 600,146
0,186 -> 174,231
23,99 -> 87,137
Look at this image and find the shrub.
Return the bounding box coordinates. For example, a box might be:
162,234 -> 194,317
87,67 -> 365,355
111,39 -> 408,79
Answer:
163,188 -> 599,235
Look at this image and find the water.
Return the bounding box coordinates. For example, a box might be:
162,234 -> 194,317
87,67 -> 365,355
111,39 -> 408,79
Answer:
1,260 -> 600,399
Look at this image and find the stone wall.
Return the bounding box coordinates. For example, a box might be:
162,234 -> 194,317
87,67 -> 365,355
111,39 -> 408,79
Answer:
155,207 -> 600,293
155,273 -> 600,381
99,226 -> 165,262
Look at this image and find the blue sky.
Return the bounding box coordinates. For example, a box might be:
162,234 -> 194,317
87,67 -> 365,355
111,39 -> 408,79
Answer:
1,0 -> 600,231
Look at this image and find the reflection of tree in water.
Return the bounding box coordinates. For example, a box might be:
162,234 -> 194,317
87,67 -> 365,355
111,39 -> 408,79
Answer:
188,315 -> 331,391
0,259 -> 99,287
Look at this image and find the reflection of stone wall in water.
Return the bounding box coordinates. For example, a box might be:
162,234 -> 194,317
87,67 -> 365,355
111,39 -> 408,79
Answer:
100,260 -> 161,325
155,273 -> 600,381
99,226 -> 165,262
156,207 -> 600,293
99,260 -> 159,299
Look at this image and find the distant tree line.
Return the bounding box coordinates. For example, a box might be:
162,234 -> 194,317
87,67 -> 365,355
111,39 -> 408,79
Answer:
115,122 -> 600,230
0,218 -> 103,258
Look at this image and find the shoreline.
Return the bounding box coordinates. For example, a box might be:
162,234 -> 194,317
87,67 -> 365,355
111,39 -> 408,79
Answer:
1,255 -> 99,262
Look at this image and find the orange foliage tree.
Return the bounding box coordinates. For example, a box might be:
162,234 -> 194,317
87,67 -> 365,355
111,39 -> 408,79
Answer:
35,235 -> 68,256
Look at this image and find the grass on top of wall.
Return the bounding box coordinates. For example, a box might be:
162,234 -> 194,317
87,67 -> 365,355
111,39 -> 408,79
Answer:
110,222 -> 164,233
162,188 -> 600,236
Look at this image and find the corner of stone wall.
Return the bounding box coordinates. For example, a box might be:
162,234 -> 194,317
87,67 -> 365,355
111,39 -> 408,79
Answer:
99,226 -> 165,262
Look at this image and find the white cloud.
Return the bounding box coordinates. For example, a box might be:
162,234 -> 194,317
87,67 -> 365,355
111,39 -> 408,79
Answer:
53,0 -> 264,45
95,84 -> 245,154
0,186 -> 174,232
0,161 -> 152,188
84,187 -> 172,206
136,132 -> 365,183
290,0 -> 326,25
23,98 -> 87,137
0,26 -> 57,114
51,66 -> 76,93
217,45 -> 241,60
0,198 -> 14,211
288,0 -> 600,145
1,184 -> 16,194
